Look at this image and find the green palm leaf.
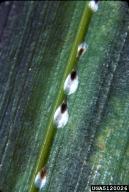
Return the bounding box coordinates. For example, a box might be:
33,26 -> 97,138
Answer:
0,1 -> 129,192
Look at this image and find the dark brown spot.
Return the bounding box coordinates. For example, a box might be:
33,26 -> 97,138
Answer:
71,68 -> 77,80
77,48 -> 84,58
40,166 -> 47,179
95,0 -> 99,4
61,98 -> 67,113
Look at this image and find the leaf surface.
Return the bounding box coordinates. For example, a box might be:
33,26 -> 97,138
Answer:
0,1 -> 129,192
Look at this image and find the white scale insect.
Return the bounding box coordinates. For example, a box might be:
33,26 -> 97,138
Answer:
88,0 -> 100,12
34,166 -> 47,190
64,68 -> 78,95
54,98 -> 68,128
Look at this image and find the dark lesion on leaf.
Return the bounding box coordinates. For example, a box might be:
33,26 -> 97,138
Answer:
61,98 -> 67,114
71,68 -> 77,81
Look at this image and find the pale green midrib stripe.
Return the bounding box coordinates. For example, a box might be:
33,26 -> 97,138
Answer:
28,2 -> 93,192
